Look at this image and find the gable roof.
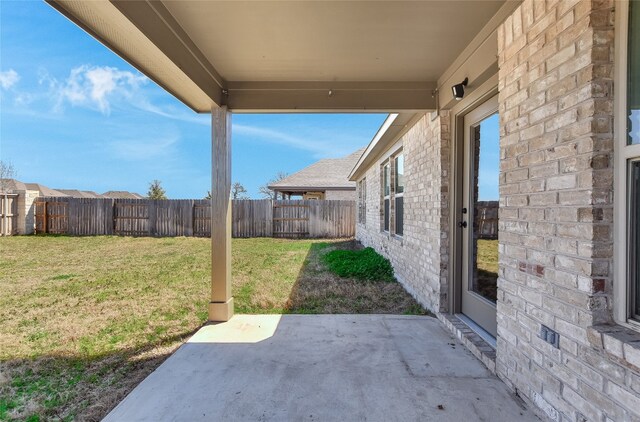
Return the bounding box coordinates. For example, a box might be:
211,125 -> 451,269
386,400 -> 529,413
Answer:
1,178 -> 76,197
0,178 -> 27,193
269,148 -> 365,191
102,191 -> 146,199
56,189 -> 105,199
24,183 -> 69,197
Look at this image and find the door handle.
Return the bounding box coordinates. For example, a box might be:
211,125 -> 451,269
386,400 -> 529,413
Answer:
458,221 -> 467,228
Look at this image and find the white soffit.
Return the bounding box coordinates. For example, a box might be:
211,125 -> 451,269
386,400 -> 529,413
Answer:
163,1 -> 504,82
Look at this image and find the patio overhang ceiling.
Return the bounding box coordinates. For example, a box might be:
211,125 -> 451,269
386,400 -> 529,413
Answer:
47,0 -> 507,113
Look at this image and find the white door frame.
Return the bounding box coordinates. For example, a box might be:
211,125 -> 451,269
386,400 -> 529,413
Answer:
459,94 -> 499,338
448,76 -> 499,330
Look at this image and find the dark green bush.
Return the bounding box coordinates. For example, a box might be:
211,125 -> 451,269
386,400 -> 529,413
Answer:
322,247 -> 395,282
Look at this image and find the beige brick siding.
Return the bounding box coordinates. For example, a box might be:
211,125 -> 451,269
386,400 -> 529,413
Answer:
15,190 -> 38,235
497,1 -> 640,420
324,189 -> 356,201
356,112 -> 450,313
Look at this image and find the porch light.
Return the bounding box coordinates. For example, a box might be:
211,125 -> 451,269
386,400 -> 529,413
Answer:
452,78 -> 468,100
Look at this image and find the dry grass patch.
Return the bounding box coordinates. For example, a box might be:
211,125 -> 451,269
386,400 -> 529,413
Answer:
286,241 -> 429,315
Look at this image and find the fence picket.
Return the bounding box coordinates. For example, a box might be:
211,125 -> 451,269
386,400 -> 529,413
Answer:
32,197 -> 358,238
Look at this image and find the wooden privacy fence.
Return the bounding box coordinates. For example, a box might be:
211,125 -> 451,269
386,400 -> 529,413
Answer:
35,197 -> 211,237
476,201 -> 499,240
232,199 -> 356,238
34,197 -> 355,239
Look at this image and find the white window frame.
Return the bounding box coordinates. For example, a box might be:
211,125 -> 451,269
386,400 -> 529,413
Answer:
382,161 -> 391,232
394,152 -> 404,237
358,178 -> 367,225
614,0 -> 640,327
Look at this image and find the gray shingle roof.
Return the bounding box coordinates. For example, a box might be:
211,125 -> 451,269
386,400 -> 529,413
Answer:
56,189 -> 105,198
1,179 -> 70,197
0,178 -> 27,193
102,191 -> 146,199
269,148 -> 365,191
1,179 -> 146,199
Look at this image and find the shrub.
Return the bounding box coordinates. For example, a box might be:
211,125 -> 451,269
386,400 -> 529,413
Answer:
322,247 -> 395,282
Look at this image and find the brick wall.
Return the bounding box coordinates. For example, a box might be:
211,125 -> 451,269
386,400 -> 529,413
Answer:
15,190 -> 38,235
356,112 -> 450,313
324,189 -> 356,201
497,1 -> 640,420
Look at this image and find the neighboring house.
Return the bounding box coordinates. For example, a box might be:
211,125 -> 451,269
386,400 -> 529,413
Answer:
0,180 -> 145,234
268,148 -> 364,200
0,178 -> 27,194
24,183 -> 68,198
46,1 -> 640,420
0,179 -> 43,235
102,191 -> 145,199
56,189 -> 104,199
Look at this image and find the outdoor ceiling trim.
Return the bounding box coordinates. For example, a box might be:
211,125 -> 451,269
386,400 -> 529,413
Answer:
349,112 -> 423,181
46,0 -> 219,113
226,81 -> 437,113
110,0 -> 225,106
436,1 -> 519,110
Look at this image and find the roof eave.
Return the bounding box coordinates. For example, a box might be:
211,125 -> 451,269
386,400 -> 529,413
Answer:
268,186 -> 356,191
348,112 -> 424,181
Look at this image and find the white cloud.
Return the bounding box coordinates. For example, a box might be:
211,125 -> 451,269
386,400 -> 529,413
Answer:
43,65 -> 147,115
0,69 -> 19,89
233,124 -> 352,158
132,98 -> 210,125
109,134 -> 180,161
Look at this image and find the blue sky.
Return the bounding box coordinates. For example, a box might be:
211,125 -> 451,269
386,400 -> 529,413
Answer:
478,113 -> 500,201
0,1 -> 386,199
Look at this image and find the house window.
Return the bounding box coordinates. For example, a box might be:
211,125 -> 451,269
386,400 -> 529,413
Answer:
617,1 -> 640,324
383,163 -> 390,232
394,154 -> 404,236
631,162 -> 640,318
629,0 -> 640,146
358,178 -> 367,225
380,151 -> 404,236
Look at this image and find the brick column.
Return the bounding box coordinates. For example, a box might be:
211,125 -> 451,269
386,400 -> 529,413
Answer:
496,1 -> 630,420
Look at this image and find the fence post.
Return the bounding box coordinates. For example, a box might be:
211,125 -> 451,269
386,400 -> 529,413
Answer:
44,200 -> 48,234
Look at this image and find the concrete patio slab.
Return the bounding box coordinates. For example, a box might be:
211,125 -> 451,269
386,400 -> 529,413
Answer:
104,315 -> 540,422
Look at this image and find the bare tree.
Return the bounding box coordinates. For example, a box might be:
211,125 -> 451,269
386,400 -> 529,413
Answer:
0,161 -> 16,236
206,181 -> 248,200
231,182 -> 248,200
0,160 -> 16,193
259,171 -> 288,199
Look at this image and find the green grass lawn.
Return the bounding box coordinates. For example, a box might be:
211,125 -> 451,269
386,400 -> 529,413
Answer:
476,239 -> 499,301
0,236 -> 426,421
477,239 -> 498,276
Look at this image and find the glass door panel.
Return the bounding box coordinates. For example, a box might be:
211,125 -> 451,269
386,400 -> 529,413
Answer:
460,95 -> 499,338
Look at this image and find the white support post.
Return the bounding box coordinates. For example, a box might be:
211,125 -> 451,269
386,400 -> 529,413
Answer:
209,105 -> 234,322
